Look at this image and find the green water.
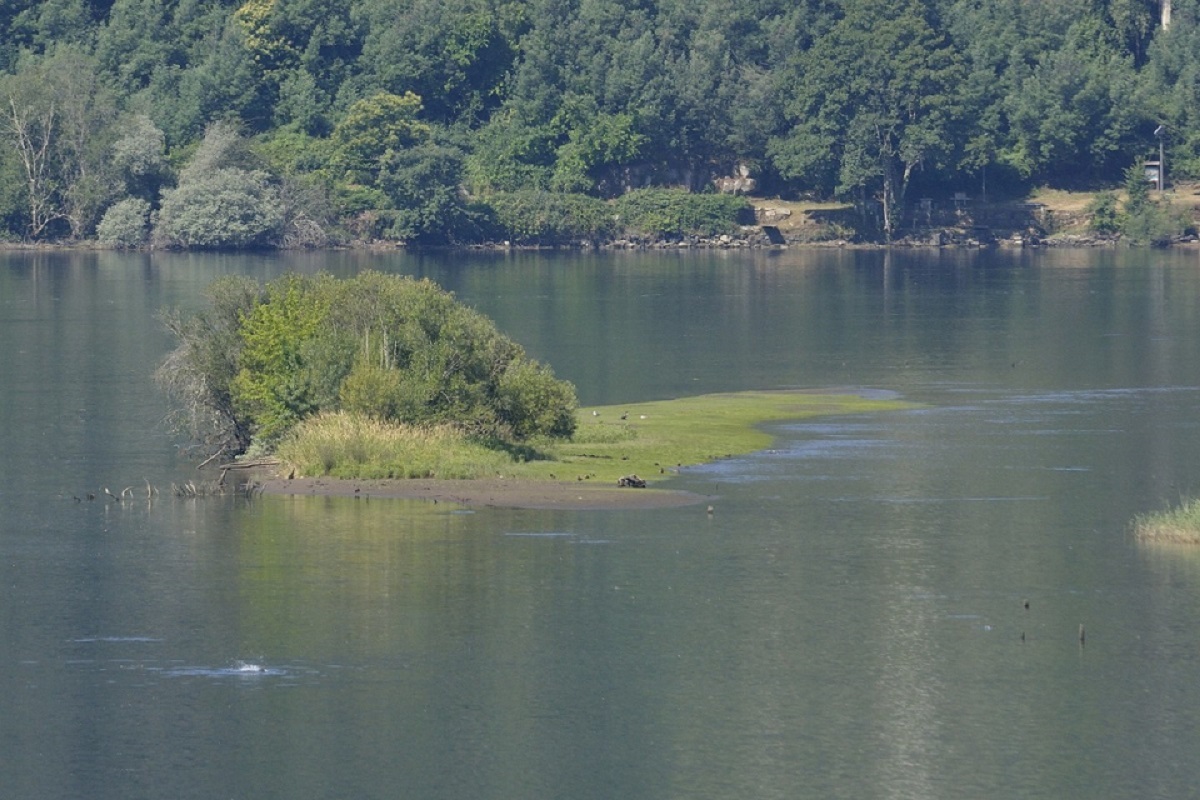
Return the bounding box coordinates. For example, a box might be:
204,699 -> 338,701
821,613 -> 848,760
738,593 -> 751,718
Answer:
2,247 -> 1199,799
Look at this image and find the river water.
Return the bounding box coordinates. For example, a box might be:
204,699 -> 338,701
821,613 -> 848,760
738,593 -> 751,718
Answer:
2,247 -> 1199,799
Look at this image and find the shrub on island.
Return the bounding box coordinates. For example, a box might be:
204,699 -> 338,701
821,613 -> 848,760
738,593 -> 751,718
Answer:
157,271 -> 578,462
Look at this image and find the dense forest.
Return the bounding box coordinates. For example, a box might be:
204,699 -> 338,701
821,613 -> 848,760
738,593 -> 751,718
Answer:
0,0 -> 1193,246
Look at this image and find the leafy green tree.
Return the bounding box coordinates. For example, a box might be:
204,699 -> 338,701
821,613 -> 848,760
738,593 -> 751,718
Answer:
52,49 -> 121,238
95,0 -> 184,94
320,271 -> 577,439
273,68 -> 333,134
97,198 -> 152,248
0,47 -> 120,239
353,0 -> 522,125
154,167 -> 284,248
495,359 -> 578,440
376,141 -> 469,243
230,0 -> 363,134
1125,159 -> 1152,213
110,114 -> 170,201
1142,7 -> 1200,179
153,121 -> 285,248
253,128 -> 340,248
1119,160 -> 1187,244
232,0 -> 299,73
159,271 -> 578,455
0,143 -> 25,236
770,0 -> 965,239
1001,46 -> 1145,182
328,91 -> 429,184
944,0 -> 1157,188
0,1 -> 39,72
550,105 -> 646,195
463,110 -> 556,192
1086,191 -> 1121,234
231,273 -> 332,443
9,0 -> 97,52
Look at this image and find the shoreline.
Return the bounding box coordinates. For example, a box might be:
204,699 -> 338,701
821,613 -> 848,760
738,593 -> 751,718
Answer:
5,231 -> 1193,253
257,475 -> 712,511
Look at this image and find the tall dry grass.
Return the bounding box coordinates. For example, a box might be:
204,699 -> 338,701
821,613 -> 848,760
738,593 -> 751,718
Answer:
275,412 -> 512,480
1133,498 -> 1200,545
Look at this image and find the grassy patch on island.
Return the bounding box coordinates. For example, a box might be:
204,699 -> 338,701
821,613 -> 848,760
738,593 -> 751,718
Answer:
1133,498 -> 1200,545
274,414 -> 516,480
275,390 -> 914,484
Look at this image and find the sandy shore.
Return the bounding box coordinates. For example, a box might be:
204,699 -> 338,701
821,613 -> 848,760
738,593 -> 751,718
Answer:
258,476 -> 710,510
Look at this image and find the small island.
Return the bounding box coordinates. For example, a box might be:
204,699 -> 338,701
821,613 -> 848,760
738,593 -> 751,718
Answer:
160,272 -> 911,509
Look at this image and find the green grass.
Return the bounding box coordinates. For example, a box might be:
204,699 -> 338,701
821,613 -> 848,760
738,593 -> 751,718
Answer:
525,390 -> 912,483
275,390 -> 916,483
1133,498 -> 1200,545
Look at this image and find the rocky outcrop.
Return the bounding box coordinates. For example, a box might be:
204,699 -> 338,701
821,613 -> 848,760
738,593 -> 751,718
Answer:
713,163 -> 757,195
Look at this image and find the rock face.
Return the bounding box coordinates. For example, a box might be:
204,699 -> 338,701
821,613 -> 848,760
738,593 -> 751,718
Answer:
714,162 -> 756,195
715,175 -> 757,194
756,207 -> 793,222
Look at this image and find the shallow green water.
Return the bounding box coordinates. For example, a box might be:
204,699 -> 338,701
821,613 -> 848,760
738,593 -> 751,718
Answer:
3,247 -> 1199,799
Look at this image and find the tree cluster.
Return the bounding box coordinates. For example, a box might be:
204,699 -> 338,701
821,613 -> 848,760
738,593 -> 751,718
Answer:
156,271 -> 579,459
0,0 -> 1190,244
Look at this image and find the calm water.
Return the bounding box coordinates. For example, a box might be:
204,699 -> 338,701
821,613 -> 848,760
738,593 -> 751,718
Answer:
3,247 -> 1200,799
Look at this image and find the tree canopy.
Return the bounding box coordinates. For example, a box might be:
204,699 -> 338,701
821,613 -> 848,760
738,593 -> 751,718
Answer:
0,0 -> 1188,244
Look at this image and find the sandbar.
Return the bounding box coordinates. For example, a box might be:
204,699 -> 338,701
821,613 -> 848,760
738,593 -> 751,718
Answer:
258,476 -> 710,510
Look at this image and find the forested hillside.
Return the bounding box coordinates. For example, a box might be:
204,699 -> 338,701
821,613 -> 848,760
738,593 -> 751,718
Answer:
0,0 -> 1192,246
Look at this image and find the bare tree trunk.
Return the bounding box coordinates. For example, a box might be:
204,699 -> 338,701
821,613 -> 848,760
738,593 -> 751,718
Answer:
5,95 -> 60,239
1162,0 -> 1172,30
880,162 -> 897,242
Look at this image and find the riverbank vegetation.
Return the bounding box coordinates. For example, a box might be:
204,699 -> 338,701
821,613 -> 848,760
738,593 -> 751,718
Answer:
156,271 -> 579,462
2,1 -> 1200,247
273,391 -> 914,483
159,272 -> 911,482
1134,498 -> 1200,544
